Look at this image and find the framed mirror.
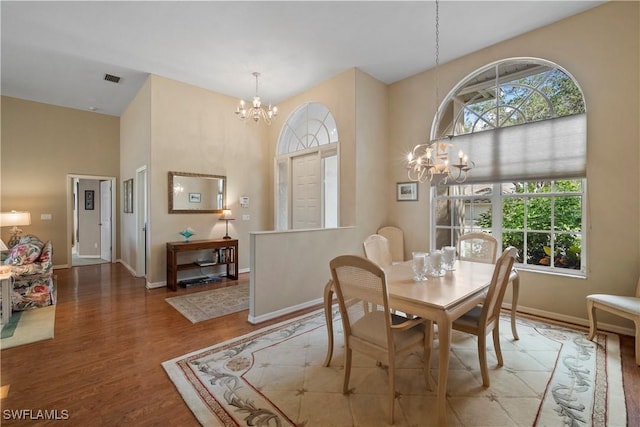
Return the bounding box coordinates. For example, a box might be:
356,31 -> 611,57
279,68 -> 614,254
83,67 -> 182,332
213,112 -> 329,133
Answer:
168,171 -> 226,213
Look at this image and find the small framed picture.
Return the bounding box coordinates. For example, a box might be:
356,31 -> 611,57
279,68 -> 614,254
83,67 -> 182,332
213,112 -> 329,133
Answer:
123,179 -> 133,213
396,182 -> 418,201
85,190 -> 95,210
189,192 -> 201,203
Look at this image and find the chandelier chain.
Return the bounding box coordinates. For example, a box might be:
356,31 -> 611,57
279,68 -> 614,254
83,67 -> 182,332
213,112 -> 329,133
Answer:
435,0 -> 440,109
404,0 -> 474,185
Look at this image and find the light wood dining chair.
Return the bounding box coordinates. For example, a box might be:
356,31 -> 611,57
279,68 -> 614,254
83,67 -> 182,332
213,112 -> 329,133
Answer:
377,226 -> 405,262
329,255 -> 431,424
457,231 -> 520,340
587,276 -> 640,365
363,234 -> 393,268
457,232 -> 498,264
451,246 -> 518,387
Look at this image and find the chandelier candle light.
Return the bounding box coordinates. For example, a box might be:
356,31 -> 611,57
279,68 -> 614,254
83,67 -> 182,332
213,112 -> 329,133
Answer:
235,72 -> 278,125
406,0 -> 473,184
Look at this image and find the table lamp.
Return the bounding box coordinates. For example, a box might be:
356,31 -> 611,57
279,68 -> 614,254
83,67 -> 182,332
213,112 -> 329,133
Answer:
219,209 -> 235,240
0,211 -> 31,248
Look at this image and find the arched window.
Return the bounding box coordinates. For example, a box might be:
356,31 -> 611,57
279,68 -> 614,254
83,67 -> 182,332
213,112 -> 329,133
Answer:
275,102 -> 339,230
432,58 -> 587,275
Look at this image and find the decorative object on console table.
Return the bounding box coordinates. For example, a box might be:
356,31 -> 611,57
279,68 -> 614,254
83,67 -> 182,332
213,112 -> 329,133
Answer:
166,239 -> 238,291
219,210 -> 235,240
179,227 -> 195,242
0,211 -> 32,248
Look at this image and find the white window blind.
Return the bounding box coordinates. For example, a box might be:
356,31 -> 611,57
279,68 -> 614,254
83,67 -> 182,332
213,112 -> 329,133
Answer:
447,113 -> 586,184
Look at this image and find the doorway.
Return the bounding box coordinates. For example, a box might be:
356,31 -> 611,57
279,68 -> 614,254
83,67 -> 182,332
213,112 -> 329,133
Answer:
135,166 -> 148,278
68,174 -> 116,267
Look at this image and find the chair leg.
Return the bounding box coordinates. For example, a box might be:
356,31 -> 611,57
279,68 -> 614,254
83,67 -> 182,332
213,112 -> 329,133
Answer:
343,348 -> 352,394
493,327 -> 503,367
323,280 -> 335,367
478,334 -> 490,387
587,300 -> 598,341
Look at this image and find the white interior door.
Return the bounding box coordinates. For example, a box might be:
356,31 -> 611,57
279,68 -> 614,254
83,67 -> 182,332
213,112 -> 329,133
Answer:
292,153 -> 321,229
99,180 -> 112,261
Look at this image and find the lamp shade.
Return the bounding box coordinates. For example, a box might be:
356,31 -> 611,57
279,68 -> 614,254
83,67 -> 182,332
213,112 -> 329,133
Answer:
0,239 -> 8,251
0,211 -> 31,227
219,209 -> 235,221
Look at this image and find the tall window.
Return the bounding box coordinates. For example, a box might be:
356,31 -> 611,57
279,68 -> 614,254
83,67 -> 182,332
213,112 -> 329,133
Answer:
275,102 -> 339,230
432,58 -> 587,275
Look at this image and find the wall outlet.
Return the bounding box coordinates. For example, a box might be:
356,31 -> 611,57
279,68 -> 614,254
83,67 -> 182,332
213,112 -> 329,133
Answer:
242,214 -> 250,221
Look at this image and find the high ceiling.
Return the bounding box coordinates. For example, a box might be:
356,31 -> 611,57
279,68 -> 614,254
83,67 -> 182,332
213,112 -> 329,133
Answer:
1,1 -> 605,117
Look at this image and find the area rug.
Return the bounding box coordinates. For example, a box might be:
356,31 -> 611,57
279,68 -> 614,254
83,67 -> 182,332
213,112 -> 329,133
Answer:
162,309 -> 626,426
0,305 -> 56,350
165,283 -> 250,323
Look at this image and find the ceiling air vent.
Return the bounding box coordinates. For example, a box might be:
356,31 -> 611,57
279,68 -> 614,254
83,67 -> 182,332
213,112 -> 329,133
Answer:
104,73 -> 121,83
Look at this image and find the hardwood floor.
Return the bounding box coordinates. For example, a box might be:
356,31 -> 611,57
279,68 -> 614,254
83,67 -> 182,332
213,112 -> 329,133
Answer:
1,263 -> 638,426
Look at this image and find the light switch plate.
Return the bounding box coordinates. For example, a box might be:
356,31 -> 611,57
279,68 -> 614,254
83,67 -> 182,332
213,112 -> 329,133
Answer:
242,214 -> 250,221
41,213 -> 52,220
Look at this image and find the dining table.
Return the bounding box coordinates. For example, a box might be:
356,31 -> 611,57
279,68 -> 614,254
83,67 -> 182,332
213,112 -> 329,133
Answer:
323,259 -> 519,427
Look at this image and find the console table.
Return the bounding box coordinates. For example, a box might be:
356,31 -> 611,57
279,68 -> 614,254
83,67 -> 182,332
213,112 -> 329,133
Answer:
166,239 -> 238,291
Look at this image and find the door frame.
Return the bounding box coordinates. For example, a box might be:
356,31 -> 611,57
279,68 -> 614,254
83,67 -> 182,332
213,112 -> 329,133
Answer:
67,174 -> 117,266
135,166 -> 148,277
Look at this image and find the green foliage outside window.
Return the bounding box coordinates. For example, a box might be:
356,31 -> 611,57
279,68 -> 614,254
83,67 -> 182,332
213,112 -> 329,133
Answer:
476,180 -> 582,269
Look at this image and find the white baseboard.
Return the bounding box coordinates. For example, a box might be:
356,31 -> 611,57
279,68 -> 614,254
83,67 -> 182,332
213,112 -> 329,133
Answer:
504,302 -> 635,337
147,281 -> 166,289
248,297 -> 324,324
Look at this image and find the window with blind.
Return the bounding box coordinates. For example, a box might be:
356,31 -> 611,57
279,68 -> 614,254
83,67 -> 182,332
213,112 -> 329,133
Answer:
432,58 -> 587,275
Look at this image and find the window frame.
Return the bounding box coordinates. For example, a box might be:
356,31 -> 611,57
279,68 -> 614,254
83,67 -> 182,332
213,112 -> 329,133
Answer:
429,58 -> 588,277
431,179 -> 587,277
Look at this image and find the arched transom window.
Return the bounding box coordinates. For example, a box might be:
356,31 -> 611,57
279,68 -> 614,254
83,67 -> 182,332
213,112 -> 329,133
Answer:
275,102 -> 339,230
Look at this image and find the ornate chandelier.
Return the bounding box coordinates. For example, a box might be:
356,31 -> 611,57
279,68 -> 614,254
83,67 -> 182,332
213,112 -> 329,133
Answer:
406,0 -> 472,184
407,138 -> 472,184
235,72 -> 278,125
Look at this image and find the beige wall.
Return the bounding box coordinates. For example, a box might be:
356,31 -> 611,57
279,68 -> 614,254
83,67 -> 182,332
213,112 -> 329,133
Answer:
120,78 -> 152,275
0,96 -> 120,266
266,69 -> 359,228
140,75 -> 269,286
249,69 -> 390,320
389,1 -> 640,327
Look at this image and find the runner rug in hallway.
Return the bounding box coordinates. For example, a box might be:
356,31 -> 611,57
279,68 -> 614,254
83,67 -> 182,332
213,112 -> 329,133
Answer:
165,283 -> 249,323
162,309 -> 626,426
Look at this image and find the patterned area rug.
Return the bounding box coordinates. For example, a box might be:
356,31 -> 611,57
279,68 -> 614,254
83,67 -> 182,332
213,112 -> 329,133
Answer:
162,309 -> 626,426
165,283 -> 249,323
